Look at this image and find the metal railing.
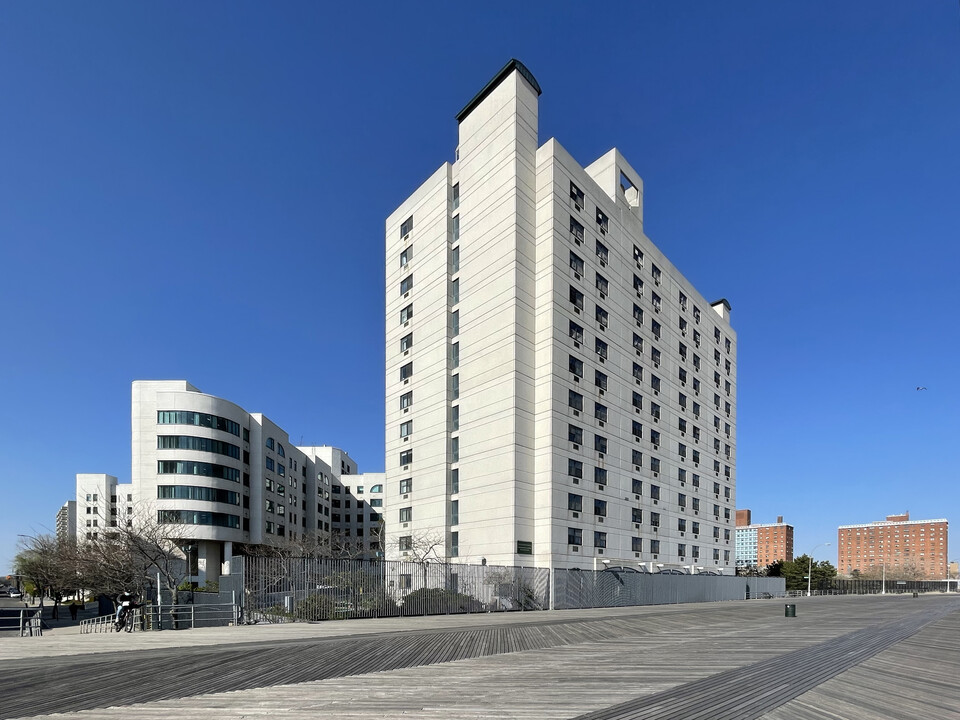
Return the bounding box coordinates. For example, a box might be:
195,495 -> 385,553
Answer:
80,608 -> 142,634
20,609 -> 43,637
816,578 -> 959,595
80,604 -> 236,633
144,603 -> 236,630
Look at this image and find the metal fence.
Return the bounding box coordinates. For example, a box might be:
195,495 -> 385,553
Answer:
144,603 -> 236,630
79,604 -> 236,633
553,568 -> 785,609
816,578 -> 959,595
240,556 -> 550,622
80,608 -> 143,634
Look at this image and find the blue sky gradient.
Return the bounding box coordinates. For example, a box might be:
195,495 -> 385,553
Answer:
2,2 -> 958,572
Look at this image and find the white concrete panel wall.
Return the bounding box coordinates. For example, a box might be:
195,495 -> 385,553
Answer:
385,62 -> 736,572
454,70 -> 539,565
133,381 -> 248,547
385,163 -> 455,559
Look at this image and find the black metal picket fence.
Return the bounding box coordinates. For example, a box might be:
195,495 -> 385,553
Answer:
815,577 -> 958,595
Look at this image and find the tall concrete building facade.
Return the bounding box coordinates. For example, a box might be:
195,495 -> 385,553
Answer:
385,60 -> 737,572
838,512 -> 948,579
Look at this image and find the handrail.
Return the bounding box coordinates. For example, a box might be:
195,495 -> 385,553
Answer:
77,604 -> 237,633
19,609 -> 42,637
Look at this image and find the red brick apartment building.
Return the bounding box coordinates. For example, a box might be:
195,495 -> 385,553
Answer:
837,513 -> 948,579
735,510 -> 794,570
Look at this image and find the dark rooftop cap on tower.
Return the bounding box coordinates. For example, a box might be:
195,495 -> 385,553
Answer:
456,59 -> 542,123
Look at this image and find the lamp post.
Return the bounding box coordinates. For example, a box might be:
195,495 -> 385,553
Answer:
807,542 -> 831,597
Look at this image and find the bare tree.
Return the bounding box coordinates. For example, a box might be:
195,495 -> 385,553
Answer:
76,509 -> 192,622
858,560 -> 929,581
13,534 -> 79,614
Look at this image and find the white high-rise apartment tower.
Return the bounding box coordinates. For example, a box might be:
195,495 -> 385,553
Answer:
385,60 -> 736,572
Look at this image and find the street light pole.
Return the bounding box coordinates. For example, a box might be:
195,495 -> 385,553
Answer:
807,542 -> 831,597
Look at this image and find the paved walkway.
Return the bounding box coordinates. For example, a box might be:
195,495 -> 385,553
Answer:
1,594 -> 958,719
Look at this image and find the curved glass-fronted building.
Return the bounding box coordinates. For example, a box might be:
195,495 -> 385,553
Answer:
131,381 -> 364,584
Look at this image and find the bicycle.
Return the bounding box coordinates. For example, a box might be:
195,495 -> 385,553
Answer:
114,606 -> 137,632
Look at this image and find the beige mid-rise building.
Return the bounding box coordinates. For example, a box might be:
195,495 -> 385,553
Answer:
384,60 -> 737,572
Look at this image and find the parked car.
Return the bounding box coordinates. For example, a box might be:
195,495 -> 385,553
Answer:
8,590 -> 23,599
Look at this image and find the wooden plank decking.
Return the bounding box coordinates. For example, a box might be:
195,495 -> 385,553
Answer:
1,594 -> 958,720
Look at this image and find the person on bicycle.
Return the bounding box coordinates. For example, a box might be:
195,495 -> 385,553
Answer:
115,591 -> 138,629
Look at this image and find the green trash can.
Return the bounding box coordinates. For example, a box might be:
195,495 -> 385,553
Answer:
785,603 -> 796,618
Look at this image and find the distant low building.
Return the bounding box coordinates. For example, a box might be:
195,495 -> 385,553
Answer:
837,512 -> 948,580
735,510 -> 794,569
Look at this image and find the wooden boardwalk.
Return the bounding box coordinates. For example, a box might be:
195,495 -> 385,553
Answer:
1,594 -> 958,720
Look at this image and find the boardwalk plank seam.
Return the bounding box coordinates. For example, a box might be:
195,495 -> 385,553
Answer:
571,603 -> 959,720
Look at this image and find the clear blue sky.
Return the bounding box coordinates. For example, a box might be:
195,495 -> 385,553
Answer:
2,2 -> 958,574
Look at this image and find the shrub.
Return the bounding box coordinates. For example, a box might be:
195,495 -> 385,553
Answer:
297,594 -> 335,621
402,588 -> 485,615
